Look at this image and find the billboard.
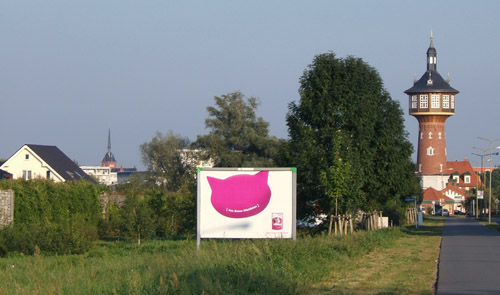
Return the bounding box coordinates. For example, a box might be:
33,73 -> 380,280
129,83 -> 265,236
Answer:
197,168 -> 296,244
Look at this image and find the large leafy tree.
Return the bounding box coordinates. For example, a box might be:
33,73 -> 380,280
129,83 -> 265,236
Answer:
286,53 -> 420,218
195,91 -> 281,167
140,130 -> 192,191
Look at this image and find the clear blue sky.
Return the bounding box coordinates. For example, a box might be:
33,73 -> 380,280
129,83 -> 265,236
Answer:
2,1 -> 500,169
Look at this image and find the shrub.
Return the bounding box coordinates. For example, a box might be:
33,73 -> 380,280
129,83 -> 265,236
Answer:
0,179 -> 105,255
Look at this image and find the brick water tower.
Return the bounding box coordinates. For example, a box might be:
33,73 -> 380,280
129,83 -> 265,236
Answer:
405,32 -> 459,190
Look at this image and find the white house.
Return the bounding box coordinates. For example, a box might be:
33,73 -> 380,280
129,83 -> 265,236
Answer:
0,144 -> 93,182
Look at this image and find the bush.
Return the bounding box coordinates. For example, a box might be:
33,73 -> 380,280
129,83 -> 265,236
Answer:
0,179 -> 105,255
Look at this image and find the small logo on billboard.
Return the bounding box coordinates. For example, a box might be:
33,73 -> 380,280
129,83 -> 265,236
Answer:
272,213 -> 283,230
207,171 -> 271,218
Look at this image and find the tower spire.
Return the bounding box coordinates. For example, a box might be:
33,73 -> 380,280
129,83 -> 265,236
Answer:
107,128 -> 112,153
427,30 -> 437,71
102,128 -> 117,169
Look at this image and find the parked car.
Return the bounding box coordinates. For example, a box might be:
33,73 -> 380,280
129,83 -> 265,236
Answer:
442,209 -> 450,216
454,210 -> 465,215
435,208 -> 442,216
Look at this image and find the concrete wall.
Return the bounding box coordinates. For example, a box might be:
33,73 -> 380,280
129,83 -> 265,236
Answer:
0,190 -> 14,227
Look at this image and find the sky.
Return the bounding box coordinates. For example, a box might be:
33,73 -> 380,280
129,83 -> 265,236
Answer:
2,1 -> 500,170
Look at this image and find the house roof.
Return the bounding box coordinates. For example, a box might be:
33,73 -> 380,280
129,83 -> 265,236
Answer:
422,187 -> 454,203
0,169 -> 12,179
446,160 -> 481,188
26,144 -> 94,182
442,181 -> 466,196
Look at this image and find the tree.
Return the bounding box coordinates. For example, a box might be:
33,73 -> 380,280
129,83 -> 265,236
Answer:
286,53 -> 420,219
119,195 -> 155,245
140,130 -> 192,191
195,91 -> 281,167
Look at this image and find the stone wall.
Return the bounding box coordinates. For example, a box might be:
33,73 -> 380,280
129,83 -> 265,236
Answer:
0,190 -> 14,227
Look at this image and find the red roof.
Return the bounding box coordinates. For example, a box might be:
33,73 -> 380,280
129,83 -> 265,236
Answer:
446,159 -> 482,188
423,187 -> 454,202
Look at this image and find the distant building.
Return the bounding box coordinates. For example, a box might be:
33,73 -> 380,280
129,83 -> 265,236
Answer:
81,129 -> 138,186
0,144 -> 93,182
101,129 -> 117,169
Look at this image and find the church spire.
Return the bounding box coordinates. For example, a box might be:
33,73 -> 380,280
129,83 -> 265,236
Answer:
107,128 -> 112,153
102,128 -> 117,169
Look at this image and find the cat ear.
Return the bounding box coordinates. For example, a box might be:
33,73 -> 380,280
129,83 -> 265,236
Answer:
257,171 -> 269,181
207,176 -> 221,188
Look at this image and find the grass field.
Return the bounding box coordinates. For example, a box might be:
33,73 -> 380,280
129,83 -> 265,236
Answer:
0,217 -> 443,295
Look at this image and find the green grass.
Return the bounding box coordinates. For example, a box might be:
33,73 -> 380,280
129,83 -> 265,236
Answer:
0,218 -> 443,295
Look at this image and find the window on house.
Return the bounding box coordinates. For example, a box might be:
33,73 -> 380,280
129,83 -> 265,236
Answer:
464,175 -> 471,184
25,154 -> 29,160
411,95 -> 417,109
46,171 -> 51,179
431,94 -> 440,108
420,95 -> 428,108
23,170 -> 32,180
442,95 -> 449,108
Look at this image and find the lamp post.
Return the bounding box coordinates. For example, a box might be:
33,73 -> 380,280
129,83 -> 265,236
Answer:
472,154 -> 486,218
478,137 -> 500,223
473,147 -> 488,218
470,158 -> 482,217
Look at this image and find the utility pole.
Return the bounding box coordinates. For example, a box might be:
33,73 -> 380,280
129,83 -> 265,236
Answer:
478,137 -> 500,223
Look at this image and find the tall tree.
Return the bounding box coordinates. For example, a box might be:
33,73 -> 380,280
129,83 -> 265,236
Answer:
286,53 -> 420,218
140,130 -> 192,191
195,91 -> 281,167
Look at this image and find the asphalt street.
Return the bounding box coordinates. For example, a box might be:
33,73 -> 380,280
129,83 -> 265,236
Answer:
437,217 -> 500,295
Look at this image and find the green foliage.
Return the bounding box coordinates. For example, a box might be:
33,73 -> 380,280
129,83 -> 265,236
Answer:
195,91 -> 282,167
0,179 -> 104,255
285,53 -> 420,218
140,130 -> 192,191
148,185 -> 196,237
0,228 -> 409,294
119,195 -> 155,245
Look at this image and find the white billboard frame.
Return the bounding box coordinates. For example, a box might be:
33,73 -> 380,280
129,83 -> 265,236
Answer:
197,167 -> 296,248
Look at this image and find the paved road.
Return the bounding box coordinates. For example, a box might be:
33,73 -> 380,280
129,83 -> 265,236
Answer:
437,217 -> 500,295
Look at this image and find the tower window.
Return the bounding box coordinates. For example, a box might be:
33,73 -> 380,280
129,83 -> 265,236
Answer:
427,146 -> 434,156
442,95 -> 450,108
419,164 -> 422,172
440,164 -> 443,172
429,132 -> 433,139
451,95 -> 455,109
420,95 -> 428,108
438,132 -> 442,139
420,132 -> 423,139
431,94 -> 440,108
411,95 -> 417,109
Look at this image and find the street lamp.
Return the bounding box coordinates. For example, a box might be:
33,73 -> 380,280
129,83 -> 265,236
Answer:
472,152 -> 487,218
478,137 -> 500,223
473,147 -> 489,218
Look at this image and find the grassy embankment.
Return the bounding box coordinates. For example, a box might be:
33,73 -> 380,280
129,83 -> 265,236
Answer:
0,217 -> 443,295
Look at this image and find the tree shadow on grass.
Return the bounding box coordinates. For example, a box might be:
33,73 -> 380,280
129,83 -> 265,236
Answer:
165,264 -> 302,295
313,285 -> 431,295
398,217 -> 443,237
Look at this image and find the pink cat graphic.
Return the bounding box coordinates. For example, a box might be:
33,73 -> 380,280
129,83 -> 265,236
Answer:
207,171 -> 271,218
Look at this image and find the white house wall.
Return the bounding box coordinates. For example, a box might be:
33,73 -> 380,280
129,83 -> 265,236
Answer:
0,146 -> 64,182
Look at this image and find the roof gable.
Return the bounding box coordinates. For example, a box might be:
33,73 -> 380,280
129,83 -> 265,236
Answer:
25,144 -> 93,182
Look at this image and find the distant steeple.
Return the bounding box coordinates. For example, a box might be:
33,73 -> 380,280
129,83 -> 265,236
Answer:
102,129 -> 117,169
